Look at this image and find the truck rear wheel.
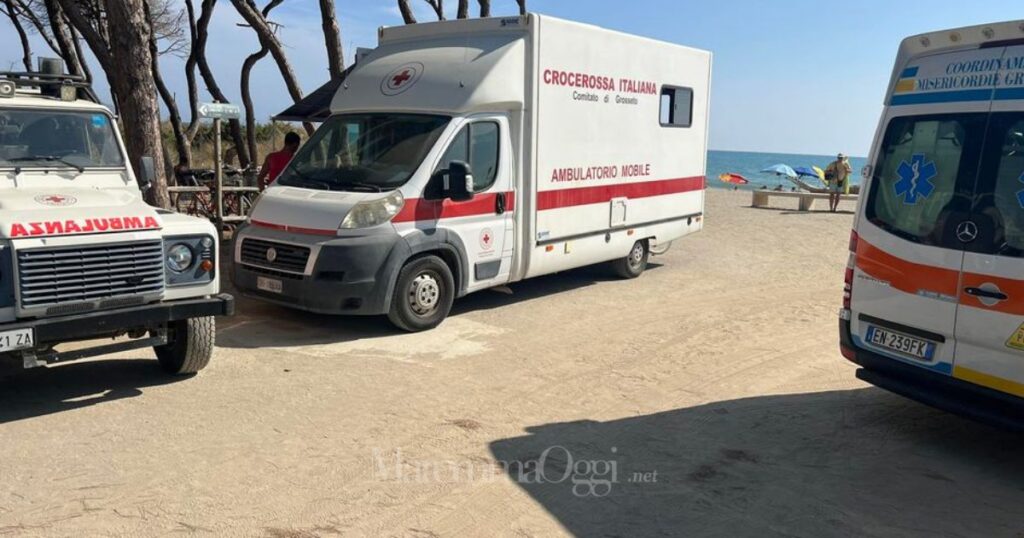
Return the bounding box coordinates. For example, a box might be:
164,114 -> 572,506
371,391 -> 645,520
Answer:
154,316 -> 215,375
387,255 -> 455,332
610,239 -> 649,279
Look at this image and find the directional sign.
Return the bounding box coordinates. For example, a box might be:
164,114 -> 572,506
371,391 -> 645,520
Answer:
198,102 -> 241,120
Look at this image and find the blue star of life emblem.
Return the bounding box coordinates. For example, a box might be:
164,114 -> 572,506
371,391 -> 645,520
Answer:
1016,171 -> 1024,209
894,154 -> 937,205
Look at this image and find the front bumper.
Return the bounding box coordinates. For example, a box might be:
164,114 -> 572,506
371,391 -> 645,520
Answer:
840,318 -> 1024,432
3,294 -> 234,347
233,227 -> 406,316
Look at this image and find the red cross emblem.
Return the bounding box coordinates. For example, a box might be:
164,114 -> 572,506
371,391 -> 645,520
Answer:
480,228 -> 494,250
382,63 -> 423,96
34,194 -> 77,206
392,69 -> 413,87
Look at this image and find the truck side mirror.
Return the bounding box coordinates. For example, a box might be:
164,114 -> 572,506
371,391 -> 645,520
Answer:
447,161 -> 475,202
138,156 -> 155,192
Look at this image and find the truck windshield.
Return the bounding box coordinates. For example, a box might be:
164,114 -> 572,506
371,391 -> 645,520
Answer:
277,113 -> 450,192
0,108 -> 124,169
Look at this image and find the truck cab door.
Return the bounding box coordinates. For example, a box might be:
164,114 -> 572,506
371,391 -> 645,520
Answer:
952,106 -> 1024,397
851,111 -> 988,376
431,114 -> 515,292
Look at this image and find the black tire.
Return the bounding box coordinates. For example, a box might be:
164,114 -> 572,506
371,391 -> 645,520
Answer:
154,316 -> 215,375
610,240 -> 649,279
387,255 -> 455,332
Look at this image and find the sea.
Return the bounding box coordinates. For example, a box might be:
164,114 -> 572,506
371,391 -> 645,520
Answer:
707,150 -> 867,191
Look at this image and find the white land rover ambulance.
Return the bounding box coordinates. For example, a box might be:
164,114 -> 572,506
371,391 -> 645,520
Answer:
841,21 -> 1024,429
0,62 -> 233,374
234,14 -> 710,331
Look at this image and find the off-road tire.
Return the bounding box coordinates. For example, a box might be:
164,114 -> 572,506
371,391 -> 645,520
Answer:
154,316 -> 215,375
610,240 -> 649,279
387,255 -> 456,332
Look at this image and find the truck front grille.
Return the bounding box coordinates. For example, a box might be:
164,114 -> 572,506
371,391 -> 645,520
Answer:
17,240 -> 165,310
240,239 -> 310,274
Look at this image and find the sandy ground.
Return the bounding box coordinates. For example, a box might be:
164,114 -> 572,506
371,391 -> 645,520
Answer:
0,189 -> 1022,538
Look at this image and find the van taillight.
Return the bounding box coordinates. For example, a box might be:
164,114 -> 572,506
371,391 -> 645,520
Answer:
842,230 -> 858,313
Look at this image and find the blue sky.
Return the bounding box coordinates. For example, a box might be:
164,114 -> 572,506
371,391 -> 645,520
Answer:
1,1 -> 1021,155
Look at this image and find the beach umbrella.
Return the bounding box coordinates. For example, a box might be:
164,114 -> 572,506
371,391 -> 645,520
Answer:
718,172 -> 749,185
793,166 -> 824,180
760,164 -> 797,178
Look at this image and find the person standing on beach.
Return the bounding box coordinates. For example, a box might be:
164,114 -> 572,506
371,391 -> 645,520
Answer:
257,132 -> 302,190
825,153 -> 852,212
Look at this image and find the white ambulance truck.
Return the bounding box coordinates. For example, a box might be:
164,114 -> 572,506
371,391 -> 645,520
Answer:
233,15 -> 710,331
0,62 -> 233,374
841,21 -> 1024,429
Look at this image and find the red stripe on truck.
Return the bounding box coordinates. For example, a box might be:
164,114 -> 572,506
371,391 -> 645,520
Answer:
392,192 -> 516,222
536,176 -> 705,211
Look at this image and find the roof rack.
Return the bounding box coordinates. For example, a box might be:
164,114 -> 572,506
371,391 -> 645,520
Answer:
0,71 -> 101,104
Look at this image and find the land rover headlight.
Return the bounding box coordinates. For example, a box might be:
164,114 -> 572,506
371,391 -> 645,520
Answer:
340,190 -> 405,229
166,243 -> 195,273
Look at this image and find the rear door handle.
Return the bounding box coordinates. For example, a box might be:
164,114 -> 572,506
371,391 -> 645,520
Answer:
965,287 -> 1008,301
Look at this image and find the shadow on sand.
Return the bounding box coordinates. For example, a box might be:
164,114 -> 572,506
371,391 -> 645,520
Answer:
489,388 -> 1024,537
0,359 -> 185,424
218,262 -> 663,350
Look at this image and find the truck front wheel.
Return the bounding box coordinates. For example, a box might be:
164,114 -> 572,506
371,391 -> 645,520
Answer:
154,316 -> 215,375
387,255 -> 455,332
610,239 -> 649,279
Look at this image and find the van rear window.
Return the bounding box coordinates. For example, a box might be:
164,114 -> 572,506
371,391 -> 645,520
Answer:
866,113 -> 987,247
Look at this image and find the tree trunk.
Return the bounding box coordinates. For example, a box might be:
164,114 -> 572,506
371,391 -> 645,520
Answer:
425,0 -> 444,20
103,0 -> 171,208
239,0 -> 282,166
182,0 -> 201,147
397,0 -> 416,24
231,0 -> 313,135
149,17 -> 190,167
456,0 -> 468,19
240,46 -> 269,168
4,0 -> 33,71
318,0 -> 344,80
477,0 -> 490,17
70,26 -> 91,82
42,0 -> 85,76
193,0 -> 250,167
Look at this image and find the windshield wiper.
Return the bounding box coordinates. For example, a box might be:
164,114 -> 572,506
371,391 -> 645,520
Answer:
10,156 -> 85,174
283,168 -> 332,190
334,181 -> 384,193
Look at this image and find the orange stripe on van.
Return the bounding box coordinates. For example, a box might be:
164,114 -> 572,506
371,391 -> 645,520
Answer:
855,239 -> 959,298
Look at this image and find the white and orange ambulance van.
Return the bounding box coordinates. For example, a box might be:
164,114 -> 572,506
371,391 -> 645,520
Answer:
841,20 -> 1024,429
233,15 -> 710,331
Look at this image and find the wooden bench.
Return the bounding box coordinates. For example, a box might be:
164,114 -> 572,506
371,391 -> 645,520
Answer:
751,191 -> 858,211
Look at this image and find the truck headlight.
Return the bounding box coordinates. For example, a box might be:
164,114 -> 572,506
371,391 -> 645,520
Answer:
340,190 -> 405,229
166,243 -> 195,273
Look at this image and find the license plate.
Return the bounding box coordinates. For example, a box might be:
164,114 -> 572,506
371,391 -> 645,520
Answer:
0,328 -> 34,353
257,276 -> 283,294
865,325 -> 935,361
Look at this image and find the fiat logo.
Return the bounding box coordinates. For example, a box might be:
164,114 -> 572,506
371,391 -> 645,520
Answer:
266,247 -> 278,263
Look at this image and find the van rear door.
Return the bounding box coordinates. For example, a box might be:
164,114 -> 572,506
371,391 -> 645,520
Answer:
852,110 -> 988,375
951,47 -> 1024,396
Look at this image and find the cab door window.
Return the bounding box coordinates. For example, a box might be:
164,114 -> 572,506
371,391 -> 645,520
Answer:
971,114 -> 1024,257
866,113 -> 987,247
435,121 -> 500,192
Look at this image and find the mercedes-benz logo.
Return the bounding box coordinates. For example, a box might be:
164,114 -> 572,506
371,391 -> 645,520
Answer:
266,247 -> 278,263
956,221 -> 978,243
